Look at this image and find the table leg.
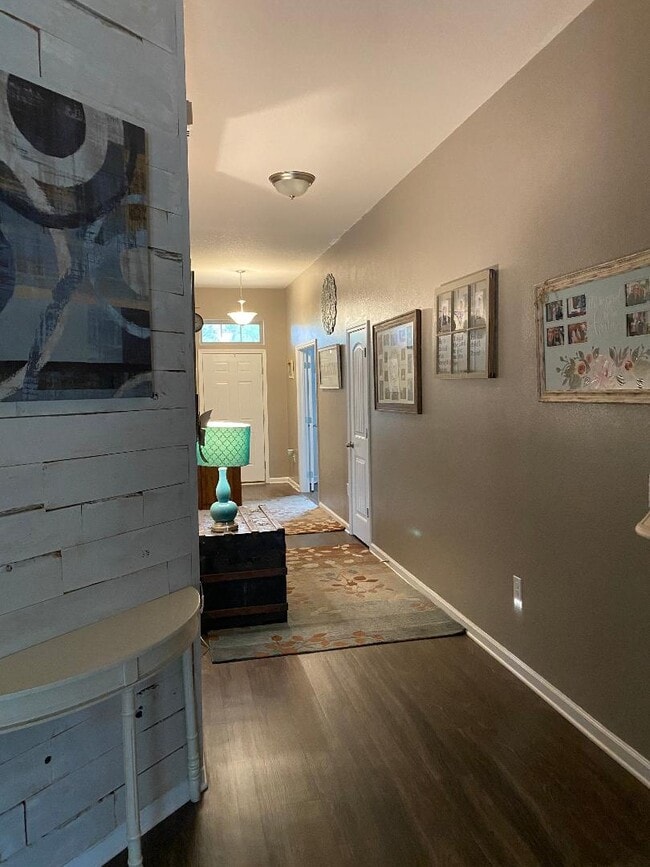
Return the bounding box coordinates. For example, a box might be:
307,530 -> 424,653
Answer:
182,646 -> 202,802
121,687 -> 143,867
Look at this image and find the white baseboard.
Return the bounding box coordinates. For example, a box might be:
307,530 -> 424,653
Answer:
369,543 -> 650,789
67,780 -> 191,867
267,476 -> 301,491
318,500 -> 349,532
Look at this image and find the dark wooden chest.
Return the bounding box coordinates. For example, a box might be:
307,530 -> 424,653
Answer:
198,507 -> 287,630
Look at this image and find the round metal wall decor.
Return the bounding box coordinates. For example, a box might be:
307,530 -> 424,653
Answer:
321,273 -> 337,335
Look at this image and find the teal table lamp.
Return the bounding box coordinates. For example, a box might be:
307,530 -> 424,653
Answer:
197,420 -> 251,532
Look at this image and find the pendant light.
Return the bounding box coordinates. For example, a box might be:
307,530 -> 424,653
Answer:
228,270 -> 257,326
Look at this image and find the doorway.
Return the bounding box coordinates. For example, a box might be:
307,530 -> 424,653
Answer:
198,350 -> 268,483
296,341 -> 319,494
346,324 -> 372,545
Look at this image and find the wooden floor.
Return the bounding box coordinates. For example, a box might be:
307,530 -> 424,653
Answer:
109,635 -> 650,866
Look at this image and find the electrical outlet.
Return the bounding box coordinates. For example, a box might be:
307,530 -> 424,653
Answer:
287,448 -> 296,464
513,575 -> 523,611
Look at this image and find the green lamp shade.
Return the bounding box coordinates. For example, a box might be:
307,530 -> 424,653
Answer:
197,421 -> 251,468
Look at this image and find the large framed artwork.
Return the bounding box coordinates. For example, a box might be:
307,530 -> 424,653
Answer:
536,248 -> 650,403
0,72 -> 151,402
435,268 -> 497,378
373,310 -> 422,413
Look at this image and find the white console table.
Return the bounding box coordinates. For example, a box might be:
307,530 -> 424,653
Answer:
0,587 -> 202,867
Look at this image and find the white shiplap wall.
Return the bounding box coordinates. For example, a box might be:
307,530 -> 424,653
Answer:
0,1 -> 199,864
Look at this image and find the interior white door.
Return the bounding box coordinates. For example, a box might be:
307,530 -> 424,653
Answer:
200,352 -> 266,482
306,346 -> 319,488
298,344 -> 319,492
347,326 -> 371,544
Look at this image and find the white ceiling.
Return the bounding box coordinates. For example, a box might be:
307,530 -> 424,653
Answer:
185,0 -> 593,290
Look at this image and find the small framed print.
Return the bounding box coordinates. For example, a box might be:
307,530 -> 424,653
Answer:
317,344 -> 342,389
469,329 -> 487,373
624,278 -> 649,307
536,247 -> 650,402
452,332 -> 468,373
373,309 -> 422,413
435,268 -> 497,378
437,292 -> 452,333
453,287 -> 468,331
567,294 -> 586,318
437,334 -> 452,374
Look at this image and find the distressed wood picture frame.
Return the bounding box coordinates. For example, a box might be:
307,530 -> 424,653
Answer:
373,310 -> 422,413
535,248 -> 650,403
317,345 -> 342,389
435,268 -> 497,379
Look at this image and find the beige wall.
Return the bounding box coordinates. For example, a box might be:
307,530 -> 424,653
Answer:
195,286 -> 289,478
286,0 -> 650,756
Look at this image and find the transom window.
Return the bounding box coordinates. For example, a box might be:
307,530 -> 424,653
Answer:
200,321 -> 263,344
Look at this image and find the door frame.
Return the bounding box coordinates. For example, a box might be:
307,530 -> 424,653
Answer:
346,322 -> 373,544
295,339 -> 319,493
196,346 -> 271,483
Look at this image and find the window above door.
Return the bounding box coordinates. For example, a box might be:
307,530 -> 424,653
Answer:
199,321 -> 263,344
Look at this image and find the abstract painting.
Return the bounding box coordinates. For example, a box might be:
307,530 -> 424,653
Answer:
0,71 -> 151,402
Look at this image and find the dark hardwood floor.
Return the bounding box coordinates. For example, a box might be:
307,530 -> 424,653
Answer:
109,636 -> 650,866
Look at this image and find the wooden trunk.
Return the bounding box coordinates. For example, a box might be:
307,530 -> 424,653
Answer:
198,507 -> 287,630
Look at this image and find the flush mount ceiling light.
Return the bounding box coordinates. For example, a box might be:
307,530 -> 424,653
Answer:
228,270 -> 257,326
268,170 -> 315,199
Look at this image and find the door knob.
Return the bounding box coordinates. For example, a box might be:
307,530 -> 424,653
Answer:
346,442 -> 354,448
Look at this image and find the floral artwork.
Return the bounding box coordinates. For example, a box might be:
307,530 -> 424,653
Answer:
537,250 -> 650,402
556,345 -> 650,391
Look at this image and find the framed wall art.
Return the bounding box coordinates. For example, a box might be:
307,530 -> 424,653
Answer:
373,309 -> 422,413
317,344 -> 342,389
435,268 -> 497,379
536,248 -> 650,403
0,72 -> 151,402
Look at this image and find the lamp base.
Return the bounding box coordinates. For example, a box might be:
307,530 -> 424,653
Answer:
210,468 -> 239,532
210,519 -> 238,534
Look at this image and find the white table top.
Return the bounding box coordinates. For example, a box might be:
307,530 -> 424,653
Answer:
0,587 -> 201,732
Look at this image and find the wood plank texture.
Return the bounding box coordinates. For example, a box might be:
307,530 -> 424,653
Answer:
109,638 -> 650,867
44,447 -> 189,509
0,0 -> 195,862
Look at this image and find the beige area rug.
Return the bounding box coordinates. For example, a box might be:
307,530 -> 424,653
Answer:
245,493 -> 345,535
208,543 -> 464,663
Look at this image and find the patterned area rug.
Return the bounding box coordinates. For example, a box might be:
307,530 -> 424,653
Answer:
208,543 -> 464,663
245,494 -> 345,535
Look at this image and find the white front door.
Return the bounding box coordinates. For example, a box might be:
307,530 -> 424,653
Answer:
200,352 -> 267,482
347,325 -> 371,544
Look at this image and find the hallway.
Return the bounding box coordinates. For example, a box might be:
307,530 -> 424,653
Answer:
108,634 -> 650,866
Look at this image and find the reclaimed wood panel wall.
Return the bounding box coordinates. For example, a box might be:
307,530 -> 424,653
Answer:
0,1 -> 199,863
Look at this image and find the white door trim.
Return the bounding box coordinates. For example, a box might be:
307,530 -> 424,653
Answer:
295,339 -> 318,493
346,322 -> 372,544
196,347 -> 271,482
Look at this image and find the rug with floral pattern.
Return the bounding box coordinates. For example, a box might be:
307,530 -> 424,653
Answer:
208,543 -> 464,663
244,494 -> 345,535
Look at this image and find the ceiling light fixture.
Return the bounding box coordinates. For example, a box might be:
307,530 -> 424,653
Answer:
268,170 -> 315,199
228,270 -> 257,326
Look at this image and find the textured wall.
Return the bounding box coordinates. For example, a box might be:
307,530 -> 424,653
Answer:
195,286 -> 290,478
0,1 -> 198,864
287,0 -> 650,756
